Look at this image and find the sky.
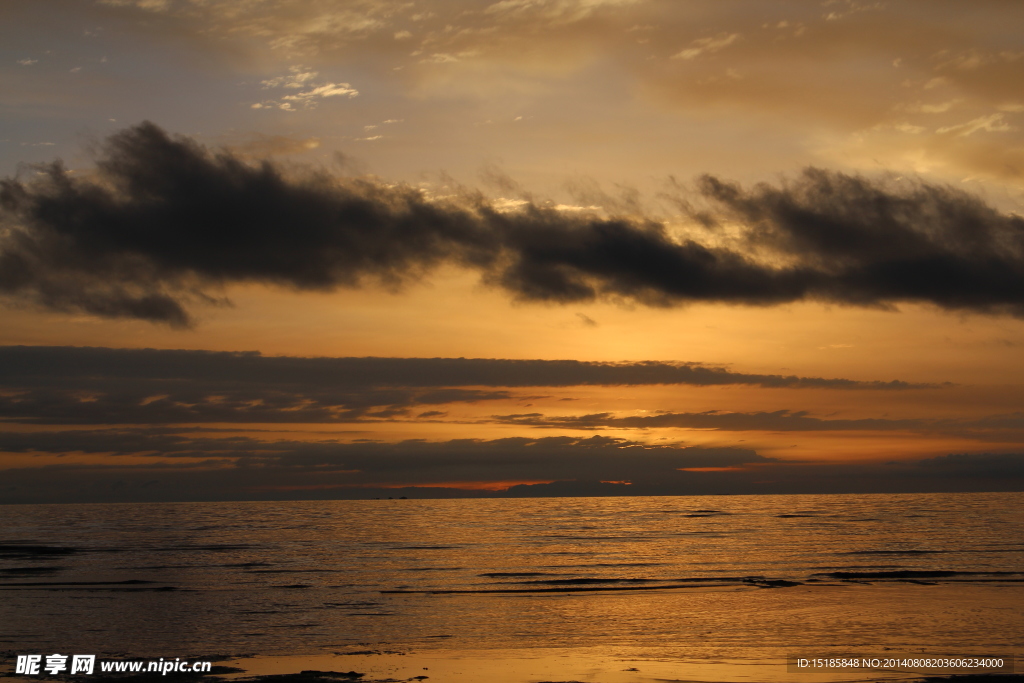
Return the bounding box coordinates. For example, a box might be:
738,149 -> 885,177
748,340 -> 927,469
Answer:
2,0 -> 1024,503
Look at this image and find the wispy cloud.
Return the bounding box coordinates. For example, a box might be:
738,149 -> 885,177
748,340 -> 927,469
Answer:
936,113 -> 1014,136
671,33 -> 740,61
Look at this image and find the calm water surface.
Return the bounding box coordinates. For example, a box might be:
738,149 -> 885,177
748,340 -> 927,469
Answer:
2,492 -> 1023,665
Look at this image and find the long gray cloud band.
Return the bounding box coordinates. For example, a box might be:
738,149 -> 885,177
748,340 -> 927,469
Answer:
0,346 -> 925,425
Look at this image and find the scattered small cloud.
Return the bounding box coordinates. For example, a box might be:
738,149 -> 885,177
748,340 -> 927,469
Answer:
253,66 -> 358,111
260,66 -> 318,89
671,33 -> 740,61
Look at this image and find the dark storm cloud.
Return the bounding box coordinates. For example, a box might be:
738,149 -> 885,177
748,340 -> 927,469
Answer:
695,170 -> 1024,314
0,345 -> 925,424
1,426 -> 1022,503
3,123 -> 1024,325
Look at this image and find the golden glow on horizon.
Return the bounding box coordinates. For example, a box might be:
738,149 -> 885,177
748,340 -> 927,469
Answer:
5,278 -> 1024,386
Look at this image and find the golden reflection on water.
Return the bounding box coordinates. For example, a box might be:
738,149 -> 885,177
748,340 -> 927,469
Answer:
2,493 -> 1022,681
222,583 -> 1024,681
226,579 -> 1021,683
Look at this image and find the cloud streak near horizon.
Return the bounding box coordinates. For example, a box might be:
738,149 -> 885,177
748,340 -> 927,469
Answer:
2,123 -> 1024,326
0,345 -> 924,425
1,427 -> 1021,504
493,409 -> 1024,441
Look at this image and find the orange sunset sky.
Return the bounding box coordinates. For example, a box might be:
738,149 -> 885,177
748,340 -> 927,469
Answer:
2,0 -> 1024,502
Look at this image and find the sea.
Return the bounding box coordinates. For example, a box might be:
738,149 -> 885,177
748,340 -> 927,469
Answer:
2,492 -> 1023,681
